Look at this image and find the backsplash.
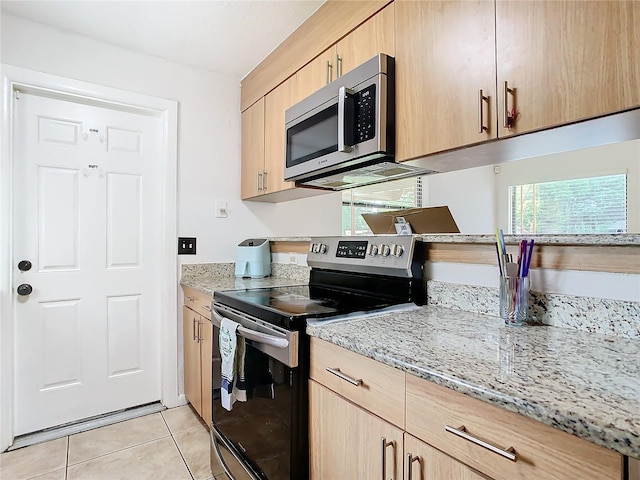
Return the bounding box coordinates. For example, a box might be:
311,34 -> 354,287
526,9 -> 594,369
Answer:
426,280 -> 640,339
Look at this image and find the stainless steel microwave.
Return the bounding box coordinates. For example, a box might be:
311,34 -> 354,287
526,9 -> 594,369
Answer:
284,54 -> 428,190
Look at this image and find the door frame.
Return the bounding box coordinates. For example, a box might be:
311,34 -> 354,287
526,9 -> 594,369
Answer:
1,65 -> 180,451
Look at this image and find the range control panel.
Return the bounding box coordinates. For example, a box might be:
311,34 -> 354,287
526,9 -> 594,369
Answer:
307,235 -> 419,278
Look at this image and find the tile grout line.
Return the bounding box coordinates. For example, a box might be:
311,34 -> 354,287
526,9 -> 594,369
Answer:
65,436 -> 69,480
160,411 -> 196,480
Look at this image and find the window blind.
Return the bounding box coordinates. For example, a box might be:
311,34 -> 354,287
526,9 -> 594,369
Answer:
510,174 -> 627,234
342,177 -> 423,235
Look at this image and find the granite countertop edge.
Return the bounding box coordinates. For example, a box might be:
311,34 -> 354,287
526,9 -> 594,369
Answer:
306,310 -> 640,460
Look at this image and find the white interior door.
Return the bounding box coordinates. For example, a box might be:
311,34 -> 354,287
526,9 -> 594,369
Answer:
12,91 -> 163,435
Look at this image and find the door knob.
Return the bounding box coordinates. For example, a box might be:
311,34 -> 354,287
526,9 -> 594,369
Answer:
18,260 -> 32,271
17,284 -> 33,296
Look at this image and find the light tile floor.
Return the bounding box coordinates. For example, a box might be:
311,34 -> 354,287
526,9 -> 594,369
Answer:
0,405 -> 227,480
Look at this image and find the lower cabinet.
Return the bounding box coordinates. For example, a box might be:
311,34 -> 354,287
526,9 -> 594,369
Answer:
405,434 -> 490,480
309,380 -> 403,479
183,304 -> 213,427
309,337 -> 623,480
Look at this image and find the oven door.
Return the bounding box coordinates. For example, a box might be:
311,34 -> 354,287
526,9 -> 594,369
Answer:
284,75 -> 386,182
210,303 -> 301,480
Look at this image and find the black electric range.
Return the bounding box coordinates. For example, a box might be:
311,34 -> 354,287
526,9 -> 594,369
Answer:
209,235 -> 425,480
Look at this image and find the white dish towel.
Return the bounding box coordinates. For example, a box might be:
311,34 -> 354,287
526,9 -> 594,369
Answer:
219,318 -> 247,411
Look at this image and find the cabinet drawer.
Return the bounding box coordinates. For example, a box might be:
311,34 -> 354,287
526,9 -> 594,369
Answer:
406,375 -> 622,480
309,337 -> 405,428
182,285 -> 212,320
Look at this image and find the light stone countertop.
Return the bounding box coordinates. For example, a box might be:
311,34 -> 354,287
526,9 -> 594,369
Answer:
306,306 -> 640,459
268,234 -> 640,245
180,274 -> 304,297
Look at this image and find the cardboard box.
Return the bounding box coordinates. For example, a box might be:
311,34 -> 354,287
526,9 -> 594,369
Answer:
362,206 -> 460,234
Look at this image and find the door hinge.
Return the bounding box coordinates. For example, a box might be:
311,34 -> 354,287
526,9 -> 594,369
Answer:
14,90 -> 21,100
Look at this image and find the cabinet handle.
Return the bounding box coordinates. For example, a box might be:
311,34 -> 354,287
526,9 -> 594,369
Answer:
257,171 -> 262,191
503,80 -> 514,129
192,317 -> 198,342
196,320 -> 202,342
202,305 -> 211,311
381,437 -> 394,480
326,60 -> 332,84
336,53 -> 342,78
326,367 -> 362,386
478,89 -> 489,133
405,453 -> 420,479
185,296 -> 195,302
445,425 -> 517,462
262,170 -> 267,191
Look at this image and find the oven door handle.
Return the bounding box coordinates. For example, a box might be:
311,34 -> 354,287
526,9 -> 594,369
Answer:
211,307 -> 289,349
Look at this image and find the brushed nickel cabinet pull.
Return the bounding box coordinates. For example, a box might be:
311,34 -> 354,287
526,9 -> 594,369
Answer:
336,53 -> 342,78
326,60 -> 332,84
445,425 -> 517,461
478,89 -> 489,133
196,320 -> 202,342
381,437 -> 394,480
405,453 -> 420,479
325,367 -> 362,386
202,305 -> 211,311
185,296 -> 195,302
257,171 -> 262,191
503,80 -> 514,128
192,317 -> 198,342
262,170 -> 268,191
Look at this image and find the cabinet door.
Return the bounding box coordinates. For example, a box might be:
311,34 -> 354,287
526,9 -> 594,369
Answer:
199,318 -> 212,428
405,434 -> 491,480
395,0 -> 497,161
309,380 -> 403,480
264,77 -> 296,194
241,97 -> 265,199
183,306 -> 202,415
496,0 -> 640,137
292,46 -> 336,105
336,3 -> 395,78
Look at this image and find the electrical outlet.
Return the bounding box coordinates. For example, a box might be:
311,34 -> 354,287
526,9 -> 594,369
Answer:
178,237 -> 196,255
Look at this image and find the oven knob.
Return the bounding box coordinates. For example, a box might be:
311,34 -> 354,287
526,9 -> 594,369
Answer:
367,244 -> 378,256
391,244 -> 404,257
309,243 -> 316,253
379,244 -> 391,257
318,243 -> 327,254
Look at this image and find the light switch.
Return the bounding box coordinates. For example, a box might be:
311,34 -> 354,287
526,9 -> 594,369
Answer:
178,237 -> 196,255
215,201 -> 228,218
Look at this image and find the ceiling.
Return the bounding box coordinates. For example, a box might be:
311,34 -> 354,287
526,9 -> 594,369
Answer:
0,0 -> 325,79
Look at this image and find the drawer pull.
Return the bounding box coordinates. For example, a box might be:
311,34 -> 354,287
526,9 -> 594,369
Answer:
445,425 -> 517,462
202,305 -> 211,311
185,296 -> 195,302
326,367 -> 362,386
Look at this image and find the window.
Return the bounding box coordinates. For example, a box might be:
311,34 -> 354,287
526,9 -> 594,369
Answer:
342,177 -> 423,235
510,174 -> 627,234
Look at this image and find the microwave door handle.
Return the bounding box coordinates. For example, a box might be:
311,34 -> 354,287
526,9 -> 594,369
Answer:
211,307 -> 289,349
338,86 -> 355,152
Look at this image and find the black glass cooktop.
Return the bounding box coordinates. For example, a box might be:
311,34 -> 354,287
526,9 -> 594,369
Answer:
214,284 -> 398,330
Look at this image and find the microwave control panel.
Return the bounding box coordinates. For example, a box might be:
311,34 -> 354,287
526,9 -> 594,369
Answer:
354,84 -> 376,144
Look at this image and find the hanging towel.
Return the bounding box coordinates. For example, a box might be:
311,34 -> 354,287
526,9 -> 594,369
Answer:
233,336 -> 247,402
219,318 -> 239,411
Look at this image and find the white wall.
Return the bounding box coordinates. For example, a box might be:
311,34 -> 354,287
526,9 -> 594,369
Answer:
0,13 -> 342,264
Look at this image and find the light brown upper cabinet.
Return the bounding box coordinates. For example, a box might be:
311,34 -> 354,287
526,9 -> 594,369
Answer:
240,97 -> 266,199
335,3 -> 395,79
264,77 -> 296,195
242,79 -> 298,200
395,0 -> 497,161
396,0 -> 640,162
293,3 -> 395,105
496,0 -> 640,137
291,47 -> 336,106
